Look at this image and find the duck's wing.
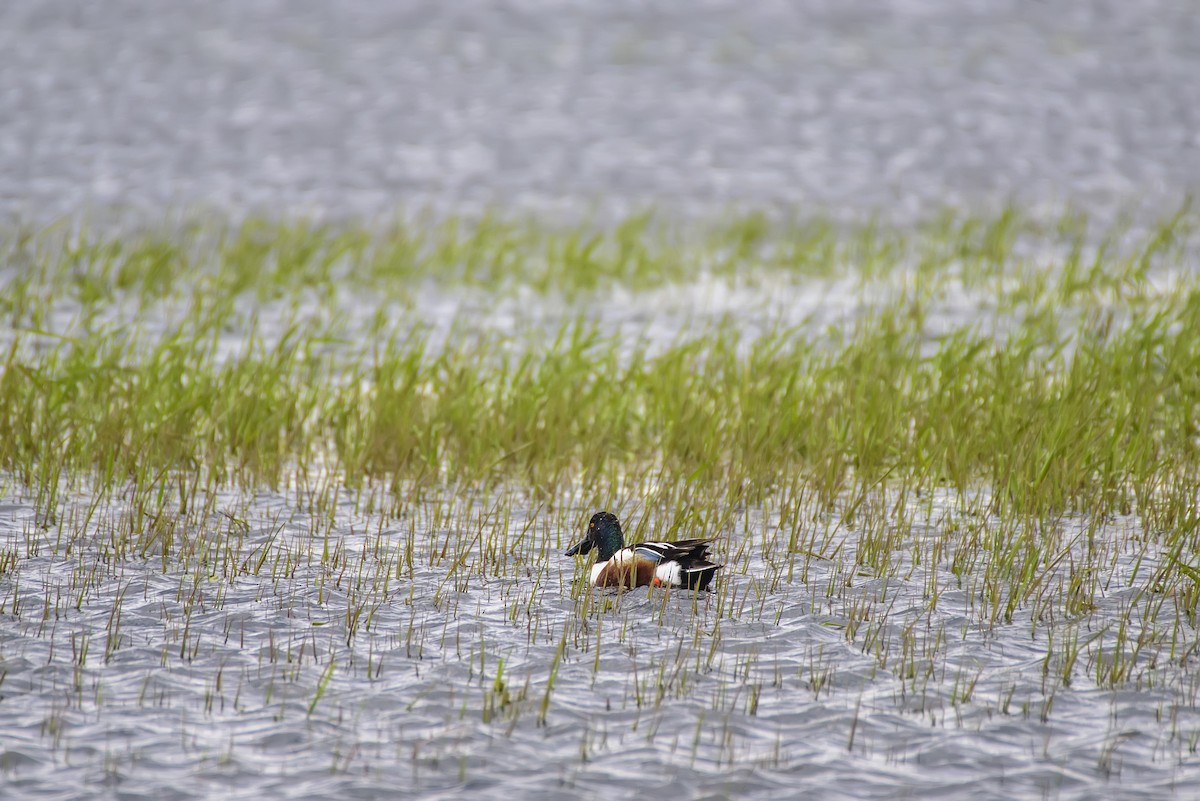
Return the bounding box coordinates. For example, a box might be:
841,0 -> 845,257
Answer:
633,538 -> 715,564
636,539 -> 723,590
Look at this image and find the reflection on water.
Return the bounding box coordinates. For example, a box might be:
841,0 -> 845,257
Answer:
0,0 -> 1197,222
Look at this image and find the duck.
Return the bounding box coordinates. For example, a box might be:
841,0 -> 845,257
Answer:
564,511 -> 721,590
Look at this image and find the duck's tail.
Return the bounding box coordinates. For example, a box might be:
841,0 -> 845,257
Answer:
680,562 -> 721,591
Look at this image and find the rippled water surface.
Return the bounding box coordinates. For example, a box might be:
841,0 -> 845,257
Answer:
1,0 -> 1197,221
3,487 -> 1199,801
3,3 -> 1200,800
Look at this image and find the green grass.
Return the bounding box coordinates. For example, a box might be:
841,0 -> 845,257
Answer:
2,203 -> 1191,321
3,295 -> 1198,528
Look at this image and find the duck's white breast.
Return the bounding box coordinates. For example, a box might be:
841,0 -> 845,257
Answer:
589,548 -> 640,585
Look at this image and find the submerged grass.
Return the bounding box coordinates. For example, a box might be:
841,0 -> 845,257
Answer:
2,205 -> 1200,790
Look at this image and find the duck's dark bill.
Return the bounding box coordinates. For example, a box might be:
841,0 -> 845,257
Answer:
565,538 -> 593,556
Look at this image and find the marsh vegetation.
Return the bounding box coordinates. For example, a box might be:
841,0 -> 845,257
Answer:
1,206 -> 1199,798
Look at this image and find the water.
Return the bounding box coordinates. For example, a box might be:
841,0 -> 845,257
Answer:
1,1 -> 1197,223
3,2 -> 1200,799
2,487 -> 1196,800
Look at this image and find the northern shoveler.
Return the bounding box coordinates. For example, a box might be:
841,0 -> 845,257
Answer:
564,511 -> 721,590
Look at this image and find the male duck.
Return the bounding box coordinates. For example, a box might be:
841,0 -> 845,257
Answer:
565,511 -> 721,591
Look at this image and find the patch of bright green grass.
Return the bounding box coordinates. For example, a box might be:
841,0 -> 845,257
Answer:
2,294 -> 1198,532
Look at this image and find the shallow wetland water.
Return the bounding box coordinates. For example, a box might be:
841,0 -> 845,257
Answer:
3,2 -> 1200,798
2,210 -> 1200,801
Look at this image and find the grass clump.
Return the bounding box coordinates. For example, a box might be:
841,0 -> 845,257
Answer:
3,203 -> 1191,323
3,291 -> 1199,537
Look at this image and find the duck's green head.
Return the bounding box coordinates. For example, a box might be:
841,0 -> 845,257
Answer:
565,511 -> 625,562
